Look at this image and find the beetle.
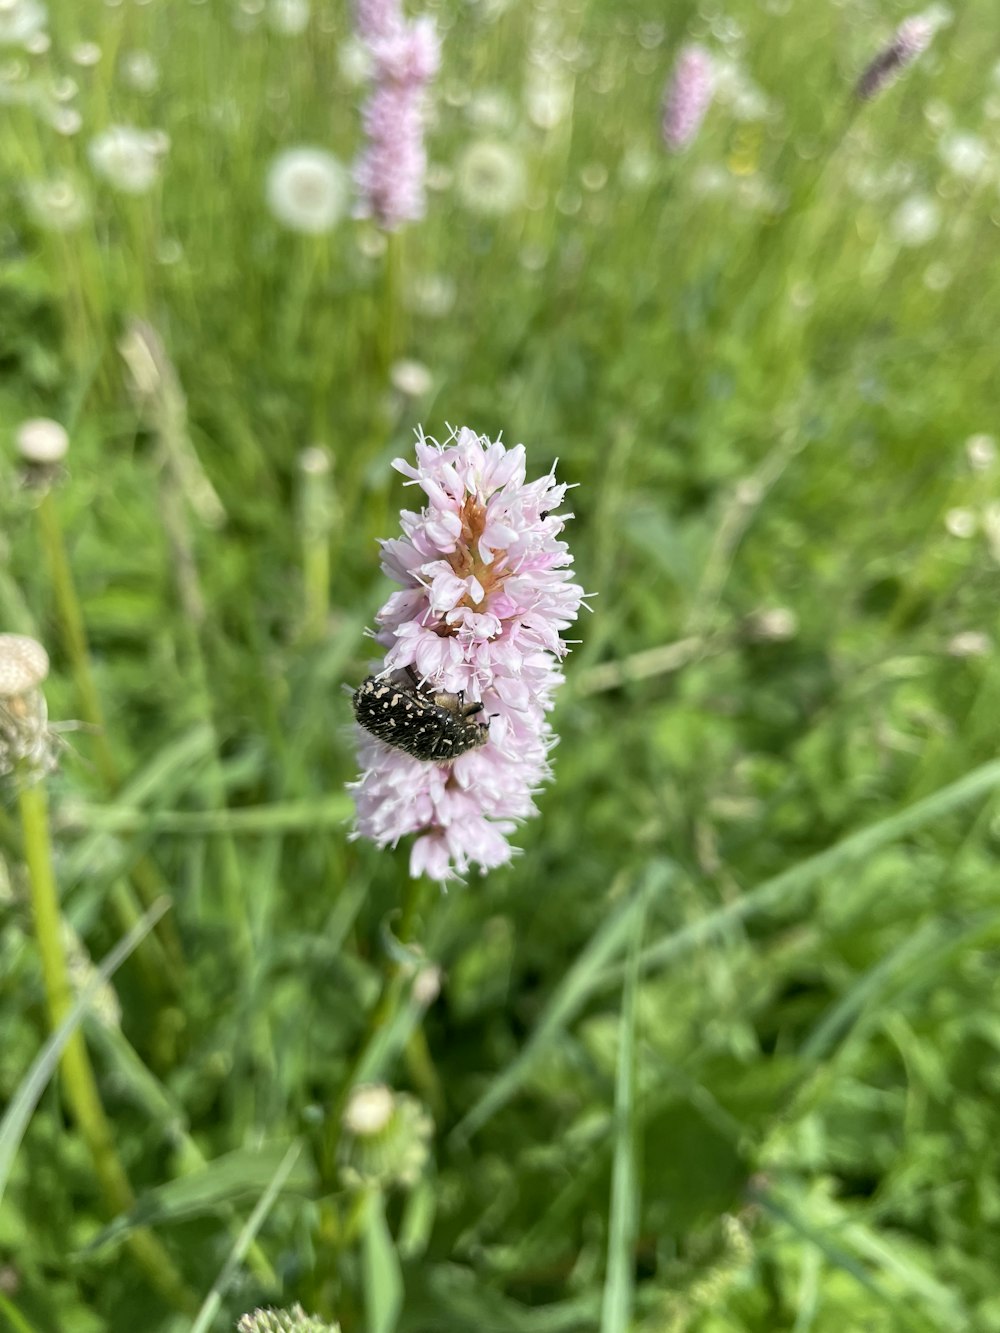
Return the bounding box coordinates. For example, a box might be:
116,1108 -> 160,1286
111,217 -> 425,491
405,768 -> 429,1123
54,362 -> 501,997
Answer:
352,668 -> 490,762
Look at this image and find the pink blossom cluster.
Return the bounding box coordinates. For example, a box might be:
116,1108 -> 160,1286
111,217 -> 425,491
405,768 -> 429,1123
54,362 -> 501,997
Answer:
856,16 -> 934,101
662,44 -> 714,153
350,427 -> 585,882
354,0 -> 440,231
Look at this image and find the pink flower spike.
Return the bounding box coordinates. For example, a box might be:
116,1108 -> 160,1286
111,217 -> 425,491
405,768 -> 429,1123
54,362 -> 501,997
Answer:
349,428 -> 586,883
662,43 -> 714,153
354,3 -> 440,231
856,15 -> 934,102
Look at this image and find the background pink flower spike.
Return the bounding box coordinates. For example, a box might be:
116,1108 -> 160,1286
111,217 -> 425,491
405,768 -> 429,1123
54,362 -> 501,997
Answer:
662,43 -> 714,153
354,4 -> 440,230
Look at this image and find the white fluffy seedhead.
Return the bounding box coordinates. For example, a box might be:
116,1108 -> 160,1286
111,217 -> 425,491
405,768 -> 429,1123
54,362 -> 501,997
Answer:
0,635 -> 49,698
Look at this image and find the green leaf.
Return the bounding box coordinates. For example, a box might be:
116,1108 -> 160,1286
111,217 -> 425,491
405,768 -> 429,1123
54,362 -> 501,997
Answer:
626,759 -> 1000,983
189,1141 -> 302,1333
364,1190 -> 403,1333
0,898 -> 170,1209
84,1141 -> 316,1252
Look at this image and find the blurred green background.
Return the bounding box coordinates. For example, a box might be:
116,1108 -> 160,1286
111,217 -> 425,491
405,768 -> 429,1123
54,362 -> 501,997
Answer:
2,0 -> 1000,1329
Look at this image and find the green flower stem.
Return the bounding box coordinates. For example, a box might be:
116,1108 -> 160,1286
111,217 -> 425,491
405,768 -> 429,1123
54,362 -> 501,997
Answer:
320,874 -> 432,1187
298,448 -> 335,645
33,489 -> 186,986
17,778 -> 197,1315
378,230 -> 403,377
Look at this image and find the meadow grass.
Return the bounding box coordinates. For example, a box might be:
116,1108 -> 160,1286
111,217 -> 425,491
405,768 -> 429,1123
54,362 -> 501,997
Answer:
2,0 -> 1000,1329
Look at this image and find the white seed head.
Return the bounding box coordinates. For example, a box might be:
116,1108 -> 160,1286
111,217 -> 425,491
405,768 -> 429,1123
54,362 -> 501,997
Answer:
120,49 -> 159,93
947,630 -> 991,658
88,124 -> 165,194
298,444 -> 331,476
412,964 -> 442,1006
0,634 -> 48,696
944,506 -> 975,539
456,139 -> 526,215
966,433 -> 997,471
343,1083 -> 395,1137
15,417 -> 69,463
265,147 -> 349,234
0,0 -> 47,47
268,0 -> 310,35
390,359 -> 433,398
70,40 -> 101,66
891,194 -> 940,247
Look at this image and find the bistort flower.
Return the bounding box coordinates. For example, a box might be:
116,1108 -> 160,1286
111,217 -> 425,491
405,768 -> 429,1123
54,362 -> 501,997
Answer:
662,44 -> 714,152
349,426 -> 585,881
354,0 -> 440,230
856,16 -> 933,101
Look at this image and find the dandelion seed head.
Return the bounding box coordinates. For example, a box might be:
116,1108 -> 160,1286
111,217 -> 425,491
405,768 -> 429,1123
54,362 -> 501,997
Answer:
391,359 -> 433,397
966,434 -> 997,472
525,66 -> 573,129
15,417 -> 68,464
945,507 -> 975,539
23,175 -> 88,231
266,147 -> 349,234
337,35 -> 372,86
120,49 -> 158,92
88,124 -> 165,194
891,193 -> 940,246
939,131 -> 989,180
456,138 -> 526,214
48,104 -> 82,135
0,0 -> 47,48
0,634 -> 48,697
268,0 -> 309,33
70,40 -> 101,66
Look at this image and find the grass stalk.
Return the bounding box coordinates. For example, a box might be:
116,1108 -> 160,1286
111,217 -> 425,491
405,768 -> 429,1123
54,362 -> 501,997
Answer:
33,487 -> 186,989
17,777 -> 196,1315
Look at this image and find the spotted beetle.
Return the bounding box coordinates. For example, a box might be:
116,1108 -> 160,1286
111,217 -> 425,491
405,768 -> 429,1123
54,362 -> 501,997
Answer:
352,668 -> 490,762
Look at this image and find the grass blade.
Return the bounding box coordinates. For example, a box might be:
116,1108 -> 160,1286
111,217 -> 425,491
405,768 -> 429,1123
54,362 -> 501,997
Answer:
189,1141 -> 302,1333
84,1140 -> 316,1251
0,897 -> 169,1208
452,860 -> 674,1143
600,883 -> 646,1333
364,1189 -> 404,1333
629,759 -> 1000,982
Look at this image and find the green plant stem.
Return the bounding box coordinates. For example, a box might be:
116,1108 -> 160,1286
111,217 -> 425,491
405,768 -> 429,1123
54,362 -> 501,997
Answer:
321,874 -> 432,1187
17,779 -> 196,1315
33,489 -> 186,985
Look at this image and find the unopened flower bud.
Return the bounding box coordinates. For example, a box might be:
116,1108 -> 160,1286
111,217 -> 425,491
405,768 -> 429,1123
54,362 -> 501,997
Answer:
340,1083 -> 432,1189
16,418 -> 69,466
0,634 -> 57,781
237,1305 -> 340,1333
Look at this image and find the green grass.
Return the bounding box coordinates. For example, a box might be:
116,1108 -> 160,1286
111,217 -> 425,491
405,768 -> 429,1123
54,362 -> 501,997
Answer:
2,0 -> 1000,1329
